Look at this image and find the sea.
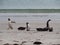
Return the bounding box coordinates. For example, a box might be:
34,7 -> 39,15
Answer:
0,9 -> 60,23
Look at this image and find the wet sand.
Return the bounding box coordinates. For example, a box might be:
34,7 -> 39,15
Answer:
0,21 -> 60,45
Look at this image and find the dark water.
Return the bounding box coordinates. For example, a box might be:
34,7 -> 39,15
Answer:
0,9 -> 60,13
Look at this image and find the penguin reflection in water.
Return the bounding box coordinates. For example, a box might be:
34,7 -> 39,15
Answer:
8,18 -> 16,30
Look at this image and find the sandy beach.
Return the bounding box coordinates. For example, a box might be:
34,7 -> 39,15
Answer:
0,13 -> 60,45
0,0 -> 60,45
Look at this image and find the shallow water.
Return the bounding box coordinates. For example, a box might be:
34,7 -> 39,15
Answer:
0,13 -> 60,23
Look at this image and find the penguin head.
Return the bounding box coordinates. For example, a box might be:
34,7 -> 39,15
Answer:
8,18 -> 11,21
